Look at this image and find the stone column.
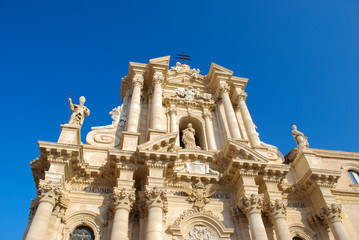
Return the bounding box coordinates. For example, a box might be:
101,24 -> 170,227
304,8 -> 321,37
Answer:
219,82 -> 241,139
203,110 -> 217,150
169,105 -> 177,133
111,188 -> 136,240
239,194 -> 268,240
267,200 -> 291,240
237,92 -> 261,147
321,204 -> 350,240
25,184 -> 59,240
151,72 -> 164,130
127,74 -> 144,133
145,187 -> 167,240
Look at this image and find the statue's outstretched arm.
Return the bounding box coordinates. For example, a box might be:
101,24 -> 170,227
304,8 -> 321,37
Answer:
68,98 -> 74,111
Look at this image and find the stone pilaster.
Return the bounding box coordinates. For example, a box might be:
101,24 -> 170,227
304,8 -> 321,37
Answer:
266,200 -> 291,240
320,204 -> 350,240
239,194 -> 268,240
203,109 -> 217,151
237,92 -> 261,147
145,186 -> 167,240
219,82 -> 242,139
111,188 -> 136,240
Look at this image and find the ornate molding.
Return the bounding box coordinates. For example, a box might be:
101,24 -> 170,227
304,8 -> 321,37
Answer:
266,199 -> 287,219
145,186 -> 168,211
112,187 -> 136,211
320,203 -> 343,224
172,208 -> 220,227
181,178 -> 218,211
239,194 -> 264,215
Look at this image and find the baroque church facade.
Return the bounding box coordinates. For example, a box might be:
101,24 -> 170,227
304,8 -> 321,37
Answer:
24,56 -> 359,240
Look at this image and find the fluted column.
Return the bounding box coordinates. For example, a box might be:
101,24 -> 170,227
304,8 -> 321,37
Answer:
127,74 -> 144,133
321,204 -> 350,240
267,200 -> 291,240
145,187 -> 167,240
111,188 -> 136,240
239,194 -> 268,240
25,183 -> 60,240
151,72 -> 164,130
203,110 -> 217,150
219,82 -> 241,139
237,92 -> 261,147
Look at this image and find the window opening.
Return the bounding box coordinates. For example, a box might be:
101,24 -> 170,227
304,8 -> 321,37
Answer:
69,226 -> 95,240
349,170 -> 359,184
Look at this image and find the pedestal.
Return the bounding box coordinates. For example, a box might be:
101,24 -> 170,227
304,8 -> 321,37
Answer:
58,124 -> 81,145
121,131 -> 141,151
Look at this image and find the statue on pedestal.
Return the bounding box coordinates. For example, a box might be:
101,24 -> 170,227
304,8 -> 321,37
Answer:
68,96 -> 90,126
292,125 -> 309,152
182,123 -> 200,150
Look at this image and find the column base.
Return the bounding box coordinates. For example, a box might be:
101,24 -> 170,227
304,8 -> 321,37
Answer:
147,129 -> 167,141
58,124 -> 81,145
121,131 -> 141,151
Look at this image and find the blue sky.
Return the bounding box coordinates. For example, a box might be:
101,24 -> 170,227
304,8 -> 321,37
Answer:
1,0 -> 358,238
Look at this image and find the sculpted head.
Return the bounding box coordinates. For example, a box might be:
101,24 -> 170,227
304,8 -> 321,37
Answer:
292,125 -> 297,130
79,96 -> 86,105
187,123 -> 193,128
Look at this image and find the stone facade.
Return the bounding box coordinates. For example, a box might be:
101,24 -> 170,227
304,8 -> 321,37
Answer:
24,56 -> 359,240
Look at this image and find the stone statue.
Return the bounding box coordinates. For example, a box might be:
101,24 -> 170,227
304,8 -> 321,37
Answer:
68,96 -> 90,126
292,125 -> 309,151
182,123 -> 200,149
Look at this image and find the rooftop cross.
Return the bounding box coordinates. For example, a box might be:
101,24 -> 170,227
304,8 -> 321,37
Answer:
176,52 -> 192,64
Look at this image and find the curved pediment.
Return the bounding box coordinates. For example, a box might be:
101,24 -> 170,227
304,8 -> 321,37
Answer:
222,139 -> 269,163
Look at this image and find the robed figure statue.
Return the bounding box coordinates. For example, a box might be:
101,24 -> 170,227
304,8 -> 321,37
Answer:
68,96 -> 90,126
182,123 -> 200,150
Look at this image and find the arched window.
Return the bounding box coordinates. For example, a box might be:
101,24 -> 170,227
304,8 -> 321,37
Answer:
69,226 -> 95,240
348,170 -> 359,184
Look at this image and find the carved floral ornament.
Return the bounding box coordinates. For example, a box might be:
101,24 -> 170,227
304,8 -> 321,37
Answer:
266,199 -> 287,218
30,181 -> 69,219
112,187 -> 136,211
239,194 -> 264,215
170,62 -> 201,79
175,86 -> 212,102
320,203 -> 343,223
144,186 -> 168,211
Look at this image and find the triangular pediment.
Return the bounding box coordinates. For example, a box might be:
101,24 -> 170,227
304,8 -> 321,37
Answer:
222,139 -> 269,163
149,56 -> 170,65
137,132 -> 178,152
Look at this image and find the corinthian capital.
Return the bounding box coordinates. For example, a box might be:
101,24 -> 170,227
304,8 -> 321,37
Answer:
239,194 -> 263,215
219,82 -> 230,94
320,203 -> 343,223
266,199 -> 287,219
153,72 -> 164,86
37,181 -> 61,205
112,187 -> 136,211
145,186 -> 167,211
132,74 -> 144,88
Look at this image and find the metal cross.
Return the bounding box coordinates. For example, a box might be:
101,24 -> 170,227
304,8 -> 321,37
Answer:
176,52 -> 192,64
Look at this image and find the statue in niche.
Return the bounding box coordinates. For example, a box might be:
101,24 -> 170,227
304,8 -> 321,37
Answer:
68,96 -> 90,126
292,125 -> 309,152
182,123 -> 200,150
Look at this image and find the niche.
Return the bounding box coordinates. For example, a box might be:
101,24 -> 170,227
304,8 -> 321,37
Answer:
179,116 -> 206,150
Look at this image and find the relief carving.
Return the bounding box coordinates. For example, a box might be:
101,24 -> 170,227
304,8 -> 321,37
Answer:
182,178 -> 218,211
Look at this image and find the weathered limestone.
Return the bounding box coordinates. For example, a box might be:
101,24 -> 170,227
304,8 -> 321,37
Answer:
111,188 -> 135,240
237,92 -> 261,147
321,204 -> 350,240
25,56 -> 359,240
203,110 -> 217,150
219,82 -> 242,139
145,187 -> 167,240
239,194 -> 268,240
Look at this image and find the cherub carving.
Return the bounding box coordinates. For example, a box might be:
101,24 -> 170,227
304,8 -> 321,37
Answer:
182,178 -> 218,211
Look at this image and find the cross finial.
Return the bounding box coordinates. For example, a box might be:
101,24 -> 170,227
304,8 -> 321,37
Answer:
176,52 -> 192,64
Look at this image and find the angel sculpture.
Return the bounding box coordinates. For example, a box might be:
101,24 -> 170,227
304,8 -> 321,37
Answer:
182,178 -> 218,211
